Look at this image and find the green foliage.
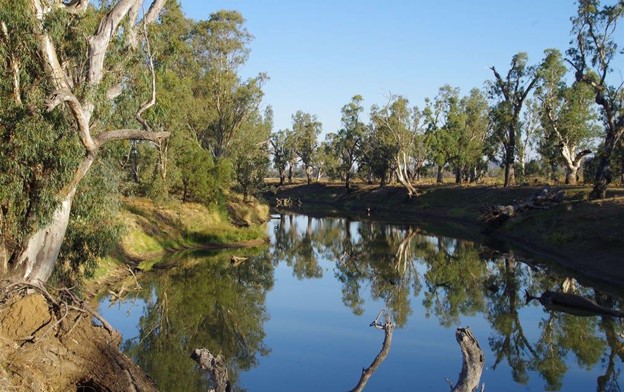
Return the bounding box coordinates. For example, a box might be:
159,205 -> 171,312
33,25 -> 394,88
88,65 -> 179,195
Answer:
0,87 -> 81,259
290,110 -> 322,183
54,154 -> 124,286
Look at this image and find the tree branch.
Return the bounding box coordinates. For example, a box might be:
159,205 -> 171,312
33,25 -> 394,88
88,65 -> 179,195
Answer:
95,129 -> 170,147
135,19 -> 156,132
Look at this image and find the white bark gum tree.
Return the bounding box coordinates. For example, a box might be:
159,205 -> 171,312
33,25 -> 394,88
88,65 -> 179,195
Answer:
544,108 -> 592,184
376,96 -> 419,198
1,0 -> 168,283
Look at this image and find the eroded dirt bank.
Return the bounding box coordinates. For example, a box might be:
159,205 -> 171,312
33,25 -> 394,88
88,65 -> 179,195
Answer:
0,284 -> 157,391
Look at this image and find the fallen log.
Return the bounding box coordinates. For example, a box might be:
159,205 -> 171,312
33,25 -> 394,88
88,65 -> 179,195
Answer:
526,290 -> 624,318
480,186 -> 565,225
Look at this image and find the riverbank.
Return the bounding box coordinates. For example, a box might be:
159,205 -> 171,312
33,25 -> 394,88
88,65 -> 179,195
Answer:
267,182 -> 624,292
0,196 -> 271,391
86,196 -> 270,298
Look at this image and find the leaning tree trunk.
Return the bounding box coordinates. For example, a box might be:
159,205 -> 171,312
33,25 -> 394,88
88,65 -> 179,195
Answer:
0,0 -> 169,284
10,193 -> 74,283
395,153 -> 417,197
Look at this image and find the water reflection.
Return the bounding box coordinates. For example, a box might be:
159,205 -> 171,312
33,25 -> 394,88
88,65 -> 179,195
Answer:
99,213 -> 623,391
111,249 -> 274,391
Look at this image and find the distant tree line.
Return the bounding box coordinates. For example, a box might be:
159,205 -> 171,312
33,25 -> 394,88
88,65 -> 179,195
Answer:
270,0 -> 623,199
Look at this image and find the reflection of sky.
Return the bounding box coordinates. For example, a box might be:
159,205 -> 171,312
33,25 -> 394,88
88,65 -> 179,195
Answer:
100,214 -> 620,392
98,295 -> 147,343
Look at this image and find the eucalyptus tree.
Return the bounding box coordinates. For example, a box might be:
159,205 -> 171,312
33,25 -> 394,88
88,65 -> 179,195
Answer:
334,95 -> 366,192
188,10 -> 267,160
232,107 -> 272,200
536,49 -> 599,184
269,130 -> 290,185
424,86 -> 463,183
290,110 -> 322,184
370,95 -> 419,197
360,121 -> 396,186
457,88 -> 490,183
566,0 -> 623,198
488,52 -> 540,187
0,0 -> 168,283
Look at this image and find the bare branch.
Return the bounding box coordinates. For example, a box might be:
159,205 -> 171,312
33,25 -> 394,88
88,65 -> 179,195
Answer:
95,129 -> 170,147
143,0 -> 167,25
135,19 -> 156,132
87,0 -> 141,86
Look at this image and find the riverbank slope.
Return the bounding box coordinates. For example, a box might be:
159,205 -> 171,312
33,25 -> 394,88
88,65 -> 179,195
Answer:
87,196 -> 269,297
268,183 -> 624,290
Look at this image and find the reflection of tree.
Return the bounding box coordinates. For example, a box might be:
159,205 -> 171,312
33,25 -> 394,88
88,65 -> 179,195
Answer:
333,223 -> 421,327
274,215 -> 323,279
422,239 -> 488,327
270,214 -> 623,391
483,252 -> 621,391
121,249 -> 274,392
486,254 -> 536,385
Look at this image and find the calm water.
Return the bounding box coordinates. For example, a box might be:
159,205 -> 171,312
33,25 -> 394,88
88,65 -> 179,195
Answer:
98,214 -> 623,391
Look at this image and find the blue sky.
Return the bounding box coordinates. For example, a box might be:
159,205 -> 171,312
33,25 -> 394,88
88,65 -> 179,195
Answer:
179,1 -> 614,136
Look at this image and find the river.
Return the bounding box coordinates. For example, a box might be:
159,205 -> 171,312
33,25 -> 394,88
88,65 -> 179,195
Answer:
98,213 -> 623,391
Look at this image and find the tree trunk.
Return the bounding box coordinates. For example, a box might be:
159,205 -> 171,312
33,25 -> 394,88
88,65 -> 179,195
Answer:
345,171 -> 351,193
305,166 -> 313,184
455,167 -> 462,184
565,166 -> 578,185
436,165 -> 444,183
348,314 -> 394,392
288,165 -> 293,183
591,134 -> 617,199
394,153 -> 417,197
504,141 -> 516,187
8,192 -> 74,283
278,170 -> 285,186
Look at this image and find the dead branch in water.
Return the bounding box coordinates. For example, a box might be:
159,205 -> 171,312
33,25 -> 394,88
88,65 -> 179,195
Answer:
191,348 -> 231,392
348,310 -> 395,392
447,327 -> 485,392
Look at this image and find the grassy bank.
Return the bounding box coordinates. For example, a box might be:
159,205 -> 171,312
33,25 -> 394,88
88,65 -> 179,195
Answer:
268,182 -> 624,289
87,196 -> 269,295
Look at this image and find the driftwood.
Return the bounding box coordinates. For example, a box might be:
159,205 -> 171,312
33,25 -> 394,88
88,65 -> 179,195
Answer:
348,311 -> 395,392
229,255 -> 249,267
449,327 -> 485,392
191,348 -> 231,392
275,197 -> 302,209
526,290 -> 624,318
480,186 -> 565,225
